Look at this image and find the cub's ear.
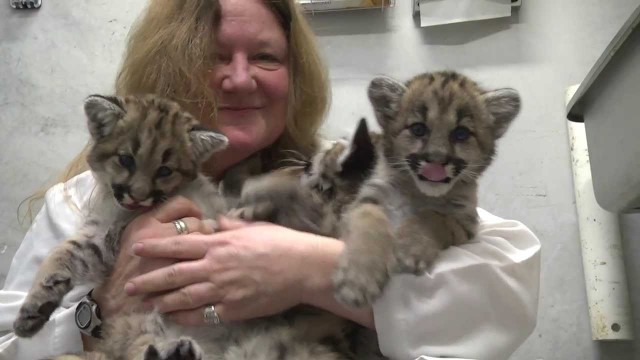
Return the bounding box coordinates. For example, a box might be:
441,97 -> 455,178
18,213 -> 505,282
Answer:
189,127 -> 229,161
338,118 -> 377,180
84,95 -> 126,140
368,76 -> 406,130
482,88 -> 521,139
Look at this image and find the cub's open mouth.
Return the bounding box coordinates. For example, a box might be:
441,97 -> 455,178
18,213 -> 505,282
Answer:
418,162 -> 450,183
417,174 -> 452,183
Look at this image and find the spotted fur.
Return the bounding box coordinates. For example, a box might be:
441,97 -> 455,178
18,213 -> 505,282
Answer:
14,94 -> 229,359
333,71 -> 520,306
302,119 -> 380,219
234,118 -> 379,237
227,119 -> 383,360
15,95 -> 386,360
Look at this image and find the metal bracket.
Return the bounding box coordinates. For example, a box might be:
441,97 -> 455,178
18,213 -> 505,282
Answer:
565,85 -> 634,340
413,0 -> 521,16
10,0 -> 41,9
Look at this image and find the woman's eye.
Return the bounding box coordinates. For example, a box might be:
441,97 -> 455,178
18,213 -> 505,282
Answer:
253,53 -> 282,70
253,53 -> 279,62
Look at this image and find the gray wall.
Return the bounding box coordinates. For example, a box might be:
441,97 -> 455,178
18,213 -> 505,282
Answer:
1,0 -> 640,359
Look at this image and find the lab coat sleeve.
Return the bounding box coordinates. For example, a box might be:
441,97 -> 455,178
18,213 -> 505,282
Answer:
0,172 -> 96,360
372,208 -> 541,360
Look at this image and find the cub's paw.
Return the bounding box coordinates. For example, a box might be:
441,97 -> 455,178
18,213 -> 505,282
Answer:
333,256 -> 389,307
228,202 -> 276,223
227,207 -> 247,220
393,252 -> 430,275
13,300 -> 59,337
144,338 -> 203,360
392,245 -> 433,275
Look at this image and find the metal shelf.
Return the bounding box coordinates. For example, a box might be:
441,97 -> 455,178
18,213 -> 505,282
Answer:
298,0 -> 394,13
412,0 -> 520,16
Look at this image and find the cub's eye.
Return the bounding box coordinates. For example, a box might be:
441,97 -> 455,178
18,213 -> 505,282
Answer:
156,166 -> 173,178
408,123 -> 428,137
451,126 -> 472,142
118,154 -> 135,171
324,186 -> 335,199
314,182 -> 335,199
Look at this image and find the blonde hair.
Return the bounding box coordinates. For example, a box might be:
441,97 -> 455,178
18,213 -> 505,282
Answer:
21,0 -> 329,221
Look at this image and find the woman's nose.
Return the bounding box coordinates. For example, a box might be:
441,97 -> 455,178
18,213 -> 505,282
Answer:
219,55 -> 257,93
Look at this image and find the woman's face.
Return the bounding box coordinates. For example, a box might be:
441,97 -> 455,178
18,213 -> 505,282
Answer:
207,0 -> 289,176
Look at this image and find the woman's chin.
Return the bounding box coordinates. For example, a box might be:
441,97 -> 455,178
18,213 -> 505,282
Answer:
218,121 -> 281,154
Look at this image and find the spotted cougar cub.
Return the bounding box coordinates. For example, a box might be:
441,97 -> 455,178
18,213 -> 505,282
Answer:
334,71 -> 521,306
13,94 -> 229,359
230,119 -> 385,360
234,118 -> 379,236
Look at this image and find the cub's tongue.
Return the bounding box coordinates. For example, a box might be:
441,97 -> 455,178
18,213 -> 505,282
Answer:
420,163 -> 448,182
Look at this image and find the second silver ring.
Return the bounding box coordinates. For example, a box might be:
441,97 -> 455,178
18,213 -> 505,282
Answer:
203,304 -> 221,325
172,219 -> 189,235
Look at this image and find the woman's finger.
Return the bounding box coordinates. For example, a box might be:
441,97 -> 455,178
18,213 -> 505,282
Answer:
147,282 -> 221,313
165,217 -> 217,236
217,215 -> 251,231
125,260 -> 206,295
153,196 -> 203,222
133,234 -> 211,259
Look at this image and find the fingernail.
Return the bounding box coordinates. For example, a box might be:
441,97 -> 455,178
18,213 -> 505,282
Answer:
124,282 -> 136,295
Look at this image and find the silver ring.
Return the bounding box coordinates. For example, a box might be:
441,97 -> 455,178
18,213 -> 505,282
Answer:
203,304 -> 221,325
172,219 -> 188,235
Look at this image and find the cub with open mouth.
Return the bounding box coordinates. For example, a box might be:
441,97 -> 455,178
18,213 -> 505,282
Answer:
334,71 -> 521,306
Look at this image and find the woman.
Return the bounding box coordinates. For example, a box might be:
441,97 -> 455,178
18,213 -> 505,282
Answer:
0,0 -> 541,359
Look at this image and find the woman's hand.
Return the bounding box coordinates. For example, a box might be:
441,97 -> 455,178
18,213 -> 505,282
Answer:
124,217 -> 310,323
126,216 -> 375,328
91,197 -> 216,318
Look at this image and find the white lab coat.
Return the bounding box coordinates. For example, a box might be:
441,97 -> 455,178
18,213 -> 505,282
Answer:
0,171 -> 541,360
